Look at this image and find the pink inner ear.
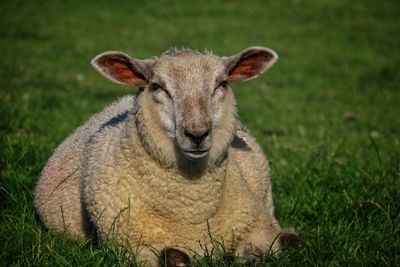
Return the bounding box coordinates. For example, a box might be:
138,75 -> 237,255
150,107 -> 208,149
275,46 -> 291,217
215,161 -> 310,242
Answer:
230,52 -> 273,81
98,57 -> 146,86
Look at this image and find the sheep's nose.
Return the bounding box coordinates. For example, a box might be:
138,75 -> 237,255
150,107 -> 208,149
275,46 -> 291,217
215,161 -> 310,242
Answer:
184,129 -> 210,145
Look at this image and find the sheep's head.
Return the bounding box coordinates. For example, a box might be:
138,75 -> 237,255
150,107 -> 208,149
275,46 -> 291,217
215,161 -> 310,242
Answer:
92,47 -> 277,161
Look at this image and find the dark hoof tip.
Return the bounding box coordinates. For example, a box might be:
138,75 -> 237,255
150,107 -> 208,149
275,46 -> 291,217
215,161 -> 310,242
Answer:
159,247 -> 191,267
280,232 -> 301,247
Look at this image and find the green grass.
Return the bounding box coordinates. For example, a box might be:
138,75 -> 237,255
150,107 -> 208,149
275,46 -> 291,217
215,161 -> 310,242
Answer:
1,0 -> 399,265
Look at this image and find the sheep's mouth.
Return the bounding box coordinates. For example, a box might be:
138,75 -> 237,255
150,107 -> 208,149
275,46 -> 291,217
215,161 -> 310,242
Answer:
182,149 -> 209,159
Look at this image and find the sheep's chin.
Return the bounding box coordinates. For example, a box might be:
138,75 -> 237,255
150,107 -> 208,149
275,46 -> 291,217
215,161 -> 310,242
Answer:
181,149 -> 209,160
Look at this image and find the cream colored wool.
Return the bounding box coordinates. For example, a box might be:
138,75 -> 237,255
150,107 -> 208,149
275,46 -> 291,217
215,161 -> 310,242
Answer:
35,47 -> 284,266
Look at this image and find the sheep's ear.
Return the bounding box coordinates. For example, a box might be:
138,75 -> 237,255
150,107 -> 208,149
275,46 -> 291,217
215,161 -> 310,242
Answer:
224,46 -> 278,82
91,51 -> 154,86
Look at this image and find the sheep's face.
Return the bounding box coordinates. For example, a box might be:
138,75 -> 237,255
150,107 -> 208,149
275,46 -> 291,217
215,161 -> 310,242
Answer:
148,53 -> 230,159
92,47 -> 278,160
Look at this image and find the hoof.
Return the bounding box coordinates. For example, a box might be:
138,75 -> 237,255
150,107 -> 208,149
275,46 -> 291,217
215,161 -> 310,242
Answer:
280,230 -> 301,247
159,247 -> 191,267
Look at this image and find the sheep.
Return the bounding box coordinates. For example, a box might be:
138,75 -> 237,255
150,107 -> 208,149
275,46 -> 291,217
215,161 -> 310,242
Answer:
35,46 -> 296,266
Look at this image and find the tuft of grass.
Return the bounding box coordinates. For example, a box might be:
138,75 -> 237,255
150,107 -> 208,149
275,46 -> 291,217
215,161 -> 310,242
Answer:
1,0 -> 399,266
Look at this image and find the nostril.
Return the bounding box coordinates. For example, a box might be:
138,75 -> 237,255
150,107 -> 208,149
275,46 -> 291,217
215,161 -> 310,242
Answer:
200,130 -> 210,139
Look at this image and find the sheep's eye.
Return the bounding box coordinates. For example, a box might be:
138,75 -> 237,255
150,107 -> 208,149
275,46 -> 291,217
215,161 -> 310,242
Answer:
150,82 -> 171,100
213,80 -> 228,97
150,83 -> 163,91
218,80 -> 229,88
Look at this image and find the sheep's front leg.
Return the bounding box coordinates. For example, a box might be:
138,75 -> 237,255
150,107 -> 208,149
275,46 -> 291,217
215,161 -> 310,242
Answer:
132,246 -> 191,267
159,247 -> 191,267
239,224 -> 301,259
239,222 -> 281,259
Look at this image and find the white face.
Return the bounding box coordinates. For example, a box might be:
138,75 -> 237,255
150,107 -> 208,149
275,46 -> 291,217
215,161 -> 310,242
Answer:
148,54 -> 230,160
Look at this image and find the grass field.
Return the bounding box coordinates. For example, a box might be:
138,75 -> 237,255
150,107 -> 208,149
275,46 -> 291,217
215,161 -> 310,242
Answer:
1,0 -> 399,266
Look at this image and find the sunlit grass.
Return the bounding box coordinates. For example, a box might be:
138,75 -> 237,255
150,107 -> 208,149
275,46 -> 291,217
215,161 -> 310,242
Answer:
1,0 -> 399,266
